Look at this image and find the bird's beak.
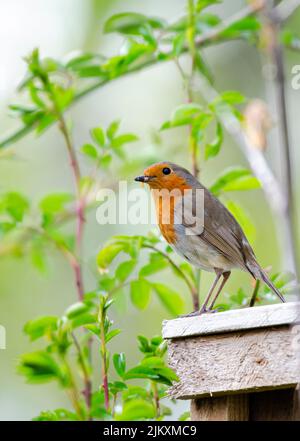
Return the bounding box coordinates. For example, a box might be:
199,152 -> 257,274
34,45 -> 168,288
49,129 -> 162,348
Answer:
134,175 -> 155,183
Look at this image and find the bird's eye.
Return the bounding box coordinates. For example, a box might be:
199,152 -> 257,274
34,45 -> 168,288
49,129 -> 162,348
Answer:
162,167 -> 171,175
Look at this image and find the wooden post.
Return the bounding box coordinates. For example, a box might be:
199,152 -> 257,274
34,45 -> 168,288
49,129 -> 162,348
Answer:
162,302 -> 300,421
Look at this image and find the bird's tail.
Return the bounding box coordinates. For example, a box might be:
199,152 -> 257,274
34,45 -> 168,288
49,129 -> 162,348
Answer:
259,268 -> 286,303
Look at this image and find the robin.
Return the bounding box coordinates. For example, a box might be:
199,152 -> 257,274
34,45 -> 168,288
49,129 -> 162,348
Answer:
135,161 -> 285,315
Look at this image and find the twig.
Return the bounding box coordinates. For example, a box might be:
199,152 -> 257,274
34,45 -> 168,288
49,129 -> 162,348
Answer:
99,299 -> 110,412
249,279 -> 260,307
60,352 -> 85,420
152,382 -> 160,419
187,0 -> 200,179
274,0 -> 300,22
261,2 -> 300,283
71,332 -> 92,418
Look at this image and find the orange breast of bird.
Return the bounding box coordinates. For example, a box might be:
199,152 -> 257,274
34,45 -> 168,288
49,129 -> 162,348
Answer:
151,175 -> 192,245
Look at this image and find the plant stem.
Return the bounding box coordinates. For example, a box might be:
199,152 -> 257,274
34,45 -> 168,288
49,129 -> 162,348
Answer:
60,353 -> 85,420
152,382 -> 160,419
99,300 -> 110,412
71,332 -> 92,419
53,110 -> 85,301
187,0 -> 200,179
249,279 -> 260,307
265,5 -> 300,284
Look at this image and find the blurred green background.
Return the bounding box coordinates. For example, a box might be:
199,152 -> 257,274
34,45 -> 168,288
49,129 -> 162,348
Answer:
0,0 -> 299,420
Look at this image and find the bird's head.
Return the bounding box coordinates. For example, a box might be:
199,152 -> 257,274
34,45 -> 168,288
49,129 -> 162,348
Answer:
134,162 -> 195,191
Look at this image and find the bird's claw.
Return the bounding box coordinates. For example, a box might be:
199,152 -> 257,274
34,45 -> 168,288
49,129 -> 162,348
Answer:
179,306 -> 222,318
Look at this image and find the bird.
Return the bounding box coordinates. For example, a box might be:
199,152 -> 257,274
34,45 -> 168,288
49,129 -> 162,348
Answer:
135,161 -> 285,315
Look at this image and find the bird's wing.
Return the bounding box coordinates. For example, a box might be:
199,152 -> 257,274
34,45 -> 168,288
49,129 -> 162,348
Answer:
182,187 -> 256,271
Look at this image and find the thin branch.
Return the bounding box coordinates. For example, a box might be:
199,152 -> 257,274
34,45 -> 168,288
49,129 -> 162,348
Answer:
152,382 -> 160,419
249,279 -> 260,307
46,89 -> 85,297
59,352 -> 85,420
261,1 -> 300,282
274,0 -> 300,22
99,301 -> 110,412
71,332 -> 92,419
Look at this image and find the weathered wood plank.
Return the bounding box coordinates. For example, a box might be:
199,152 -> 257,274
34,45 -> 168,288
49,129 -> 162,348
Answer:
167,325 -> 300,399
163,302 -> 300,339
190,389 -> 300,421
249,388 -> 300,421
191,394 -> 249,421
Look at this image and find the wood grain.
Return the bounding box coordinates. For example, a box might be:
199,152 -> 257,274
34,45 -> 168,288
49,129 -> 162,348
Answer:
167,325 -> 300,399
190,389 -> 300,420
163,302 -> 300,339
191,395 -> 249,421
249,388 -> 300,421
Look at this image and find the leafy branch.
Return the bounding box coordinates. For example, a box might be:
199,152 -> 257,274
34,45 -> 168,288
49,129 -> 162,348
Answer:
0,3 -> 263,150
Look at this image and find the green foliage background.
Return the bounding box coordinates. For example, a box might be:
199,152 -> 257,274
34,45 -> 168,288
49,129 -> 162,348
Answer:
0,0 -> 299,420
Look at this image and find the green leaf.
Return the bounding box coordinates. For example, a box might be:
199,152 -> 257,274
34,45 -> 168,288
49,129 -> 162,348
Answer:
179,411 -> 190,421
104,12 -> 166,35
84,324 -> 101,340
195,52 -> 213,84
18,351 -> 65,384
210,167 -> 260,195
220,90 -> 245,105
220,16 -> 260,40
137,335 -> 152,353
107,120 -> 120,140
139,252 -> 168,276
90,127 -> 105,147
111,133 -> 139,148
65,302 -> 91,319
172,32 -> 185,56
141,356 -> 164,367
115,259 -> 136,282
115,399 -> 155,421
124,365 -> 161,381
30,238 -> 47,273
113,353 -> 126,378
196,0 -> 221,13
108,381 -> 128,395
1,192 -> 29,222
124,364 -> 178,385
33,408 -> 78,421
97,243 -> 126,271
105,328 -> 121,343
205,121 -> 223,159
161,103 -> 203,129
24,316 -> 58,341
39,193 -> 73,214
152,283 -> 185,316
130,278 -> 151,310
99,153 -> 112,168
196,12 -> 221,31
281,30 -> 300,49
81,143 -> 98,159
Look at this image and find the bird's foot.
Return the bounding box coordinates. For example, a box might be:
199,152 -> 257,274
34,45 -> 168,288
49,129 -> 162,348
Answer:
179,310 -> 201,318
179,306 -> 222,318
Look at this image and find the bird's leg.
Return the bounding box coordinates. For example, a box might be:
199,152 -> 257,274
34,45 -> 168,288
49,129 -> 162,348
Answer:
207,271 -> 231,311
198,270 -> 223,314
179,271 -> 222,318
